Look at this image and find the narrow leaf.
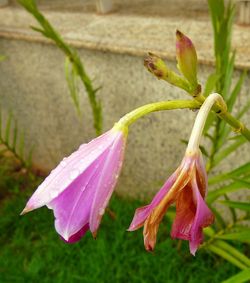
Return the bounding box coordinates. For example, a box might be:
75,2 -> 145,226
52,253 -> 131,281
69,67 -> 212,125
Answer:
215,240 -> 250,267
222,269 -> 250,283
237,100 -> 250,120
18,132 -> 25,161
203,73 -> 219,97
207,244 -> 247,269
207,179 -> 250,203
227,71 -> 247,113
12,121 -> 18,150
213,136 -> 247,167
224,194 -> 237,223
209,205 -> 227,228
216,232 -> 250,243
222,51 -> 235,99
220,200 -> 250,212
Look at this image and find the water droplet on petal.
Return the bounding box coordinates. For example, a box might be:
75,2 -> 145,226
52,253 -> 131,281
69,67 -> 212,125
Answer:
99,208 -> 105,216
69,169 -> 79,180
60,161 -> 67,167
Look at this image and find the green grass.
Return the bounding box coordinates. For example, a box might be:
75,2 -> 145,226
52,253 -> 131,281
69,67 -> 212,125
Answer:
0,178 -> 239,283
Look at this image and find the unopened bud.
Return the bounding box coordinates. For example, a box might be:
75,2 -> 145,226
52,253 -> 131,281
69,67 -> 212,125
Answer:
144,53 -> 168,79
144,53 -> 191,92
176,30 -> 198,88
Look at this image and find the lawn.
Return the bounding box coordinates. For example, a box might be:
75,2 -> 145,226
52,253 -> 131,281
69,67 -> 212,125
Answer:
0,167 -> 238,283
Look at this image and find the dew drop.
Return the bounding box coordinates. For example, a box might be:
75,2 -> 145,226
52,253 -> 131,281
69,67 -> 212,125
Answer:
69,169 -> 79,180
99,208 -> 105,216
60,161 -> 67,167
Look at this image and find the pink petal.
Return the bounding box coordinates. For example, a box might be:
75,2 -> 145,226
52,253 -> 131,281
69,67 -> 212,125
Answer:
195,151 -> 208,198
89,131 -> 126,235
23,130 -> 117,212
62,223 -> 89,243
48,149 -> 109,241
129,154 -> 195,232
171,182 -> 196,240
189,179 -> 214,255
128,173 -> 177,231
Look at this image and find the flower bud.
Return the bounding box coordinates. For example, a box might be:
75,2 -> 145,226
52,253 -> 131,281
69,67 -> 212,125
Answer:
176,30 -> 198,87
144,53 -> 191,92
144,52 -> 168,80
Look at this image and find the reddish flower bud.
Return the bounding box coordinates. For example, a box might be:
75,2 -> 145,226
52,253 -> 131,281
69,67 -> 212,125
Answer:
176,30 -> 198,87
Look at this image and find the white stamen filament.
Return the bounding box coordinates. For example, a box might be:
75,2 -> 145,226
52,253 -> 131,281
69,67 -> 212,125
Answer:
187,93 -> 227,153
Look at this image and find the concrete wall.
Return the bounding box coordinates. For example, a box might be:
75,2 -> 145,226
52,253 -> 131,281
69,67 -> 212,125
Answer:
0,3 -> 249,199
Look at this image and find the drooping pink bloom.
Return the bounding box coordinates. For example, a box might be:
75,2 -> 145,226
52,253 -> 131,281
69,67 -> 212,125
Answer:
128,150 -> 214,255
21,127 -> 127,242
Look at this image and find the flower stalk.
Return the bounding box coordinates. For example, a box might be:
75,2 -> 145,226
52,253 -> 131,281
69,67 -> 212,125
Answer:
187,93 -> 227,152
115,100 -> 200,130
115,96 -> 250,142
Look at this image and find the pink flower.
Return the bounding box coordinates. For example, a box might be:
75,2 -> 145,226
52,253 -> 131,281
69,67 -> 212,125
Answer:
21,127 -> 127,242
128,150 -> 214,255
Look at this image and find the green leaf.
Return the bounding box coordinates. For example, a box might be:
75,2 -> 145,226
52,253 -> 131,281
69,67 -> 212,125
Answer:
227,71 -> 247,112
222,51 -> 235,99
12,121 -> 18,151
207,243 -> 248,269
218,71 -> 247,145
30,25 -> 48,37
215,240 -> 250,267
224,194 -> 237,223
216,232 -> 250,243
18,0 -> 102,135
220,200 -> 250,212
203,112 -> 216,135
237,100 -> 250,120
209,205 -> 227,228
213,135 -> 247,167
18,132 -> 25,161
64,56 -> 81,116
228,162 -> 250,178
203,73 -> 219,97
26,144 -> 35,168
222,269 -> 250,283
207,179 -> 250,203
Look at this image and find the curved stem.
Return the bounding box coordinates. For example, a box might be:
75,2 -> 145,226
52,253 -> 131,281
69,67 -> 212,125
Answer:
187,93 -> 227,152
114,94 -> 250,143
194,94 -> 250,141
115,100 -> 200,130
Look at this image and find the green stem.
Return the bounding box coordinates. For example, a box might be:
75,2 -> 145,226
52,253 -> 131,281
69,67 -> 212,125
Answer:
115,100 -> 200,130
115,95 -> 250,144
193,94 -> 250,141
